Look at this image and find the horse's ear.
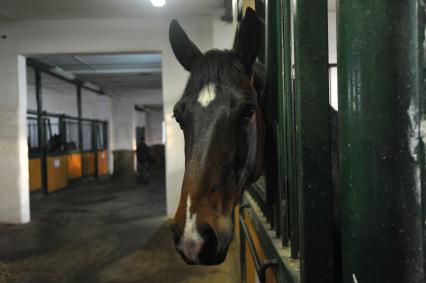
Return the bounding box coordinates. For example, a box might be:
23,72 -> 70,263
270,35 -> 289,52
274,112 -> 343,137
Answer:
169,19 -> 203,72
235,8 -> 261,74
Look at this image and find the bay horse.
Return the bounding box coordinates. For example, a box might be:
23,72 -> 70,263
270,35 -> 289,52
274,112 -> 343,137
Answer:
169,8 -> 264,265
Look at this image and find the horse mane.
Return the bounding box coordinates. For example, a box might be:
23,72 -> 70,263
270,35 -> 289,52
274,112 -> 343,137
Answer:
182,49 -> 246,97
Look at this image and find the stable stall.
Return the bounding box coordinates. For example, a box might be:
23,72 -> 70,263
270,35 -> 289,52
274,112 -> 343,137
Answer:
65,117 -> 82,180
28,112 -> 42,192
44,114 -> 68,193
96,121 -> 109,176
26,59 -> 109,194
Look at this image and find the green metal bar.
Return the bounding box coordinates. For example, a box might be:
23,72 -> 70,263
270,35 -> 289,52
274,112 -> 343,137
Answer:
265,0 -> 285,237
239,204 -> 249,283
338,0 -> 424,282
26,110 -> 106,124
93,121 -> 99,179
243,193 -> 301,283
59,114 -> 66,154
239,212 -> 278,283
104,122 -> 109,150
264,0 -> 277,230
35,69 -> 48,194
293,0 -> 335,281
282,0 -> 298,255
77,85 -> 85,177
266,0 -> 287,241
274,0 -> 290,246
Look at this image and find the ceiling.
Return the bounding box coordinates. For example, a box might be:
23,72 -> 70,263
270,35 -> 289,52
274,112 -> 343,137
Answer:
27,67 -> 77,96
0,0 -> 335,22
31,53 -> 162,97
0,0 -> 224,21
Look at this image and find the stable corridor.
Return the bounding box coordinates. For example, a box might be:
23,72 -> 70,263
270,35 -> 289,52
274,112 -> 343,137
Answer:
0,173 -> 239,283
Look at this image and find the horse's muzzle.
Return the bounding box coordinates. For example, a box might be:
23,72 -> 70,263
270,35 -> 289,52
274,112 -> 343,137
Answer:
171,222 -> 230,265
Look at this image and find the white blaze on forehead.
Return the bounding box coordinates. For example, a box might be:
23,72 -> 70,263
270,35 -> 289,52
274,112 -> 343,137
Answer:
177,195 -> 203,262
197,83 -> 216,107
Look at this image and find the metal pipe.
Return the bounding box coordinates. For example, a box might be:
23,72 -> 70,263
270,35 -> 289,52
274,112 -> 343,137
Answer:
338,0 -> 424,281
282,0 -> 298,254
239,206 -> 278,283
27,110 -> 107,124
77,85 -> 85,177
35,69 -> 48,194
266,0 -> 286,240
93,121 -> 99,179
293,0 -> 335,281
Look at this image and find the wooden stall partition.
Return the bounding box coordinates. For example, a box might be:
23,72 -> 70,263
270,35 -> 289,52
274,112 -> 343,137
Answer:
67,153 -> 82,180
83,152 -> 95,177
29,158 -> 42,192
243,211 -> 278,283
47,155 -> 68,192
97,150 -> 109,176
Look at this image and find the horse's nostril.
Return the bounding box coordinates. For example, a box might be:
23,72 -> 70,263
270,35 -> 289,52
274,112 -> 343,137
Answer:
202,226 -> 216,242
198,225 -> 219,264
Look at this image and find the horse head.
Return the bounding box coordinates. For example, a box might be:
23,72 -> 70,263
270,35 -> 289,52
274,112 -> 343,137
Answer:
169,8 -> 264,265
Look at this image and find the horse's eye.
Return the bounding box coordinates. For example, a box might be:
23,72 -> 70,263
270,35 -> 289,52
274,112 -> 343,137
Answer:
241,105 -> 256,122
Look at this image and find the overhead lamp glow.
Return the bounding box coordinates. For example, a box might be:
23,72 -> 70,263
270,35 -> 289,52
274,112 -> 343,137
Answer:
150,0 -> 166,7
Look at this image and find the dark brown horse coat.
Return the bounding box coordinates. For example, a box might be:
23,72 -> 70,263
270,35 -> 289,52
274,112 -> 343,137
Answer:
169,8 -> 264,265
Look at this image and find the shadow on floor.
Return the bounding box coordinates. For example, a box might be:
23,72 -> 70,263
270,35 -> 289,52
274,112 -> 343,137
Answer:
99,221 -> 240,283
0,173 -> 240,283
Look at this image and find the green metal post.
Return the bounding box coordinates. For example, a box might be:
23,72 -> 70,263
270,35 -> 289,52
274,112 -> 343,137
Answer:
265,0 -> 287,239
77,85 -> 84,177
293,0 -> 335,281
275,0 -> 290,246
60,115 -> 66,153
265,0 -> 279,232
282,0 -> 298,255
35,69 -> 48,194
93,121 -> 99,179
266,0 -> 288,242
338,1 -> 424,282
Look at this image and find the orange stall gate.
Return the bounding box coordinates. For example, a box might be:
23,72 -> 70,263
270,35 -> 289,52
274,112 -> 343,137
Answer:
29,158 -> 42,192
82,152 -> 95,177
97,150 -> 109,176
47,155 -> 68,193
67,153 -> 82,180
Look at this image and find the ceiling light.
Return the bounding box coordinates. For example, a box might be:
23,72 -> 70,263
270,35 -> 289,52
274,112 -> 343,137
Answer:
150,0 -> 166,7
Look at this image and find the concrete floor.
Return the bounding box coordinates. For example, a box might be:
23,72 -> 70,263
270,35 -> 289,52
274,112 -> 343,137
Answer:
0,172 -> 240,283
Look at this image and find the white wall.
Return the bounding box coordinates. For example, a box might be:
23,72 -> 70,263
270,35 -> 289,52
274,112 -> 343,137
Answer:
146,111 -> 164,145
0,15 -> 214,222
328,10 -> 338,110
212,8 -> 236,50
328,11 -> 337,64
0,53 -> 30,224
135,111 -> 146,129
124,88 -> 163,106
27,69 -> 79,116
112,96 -> 136,151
